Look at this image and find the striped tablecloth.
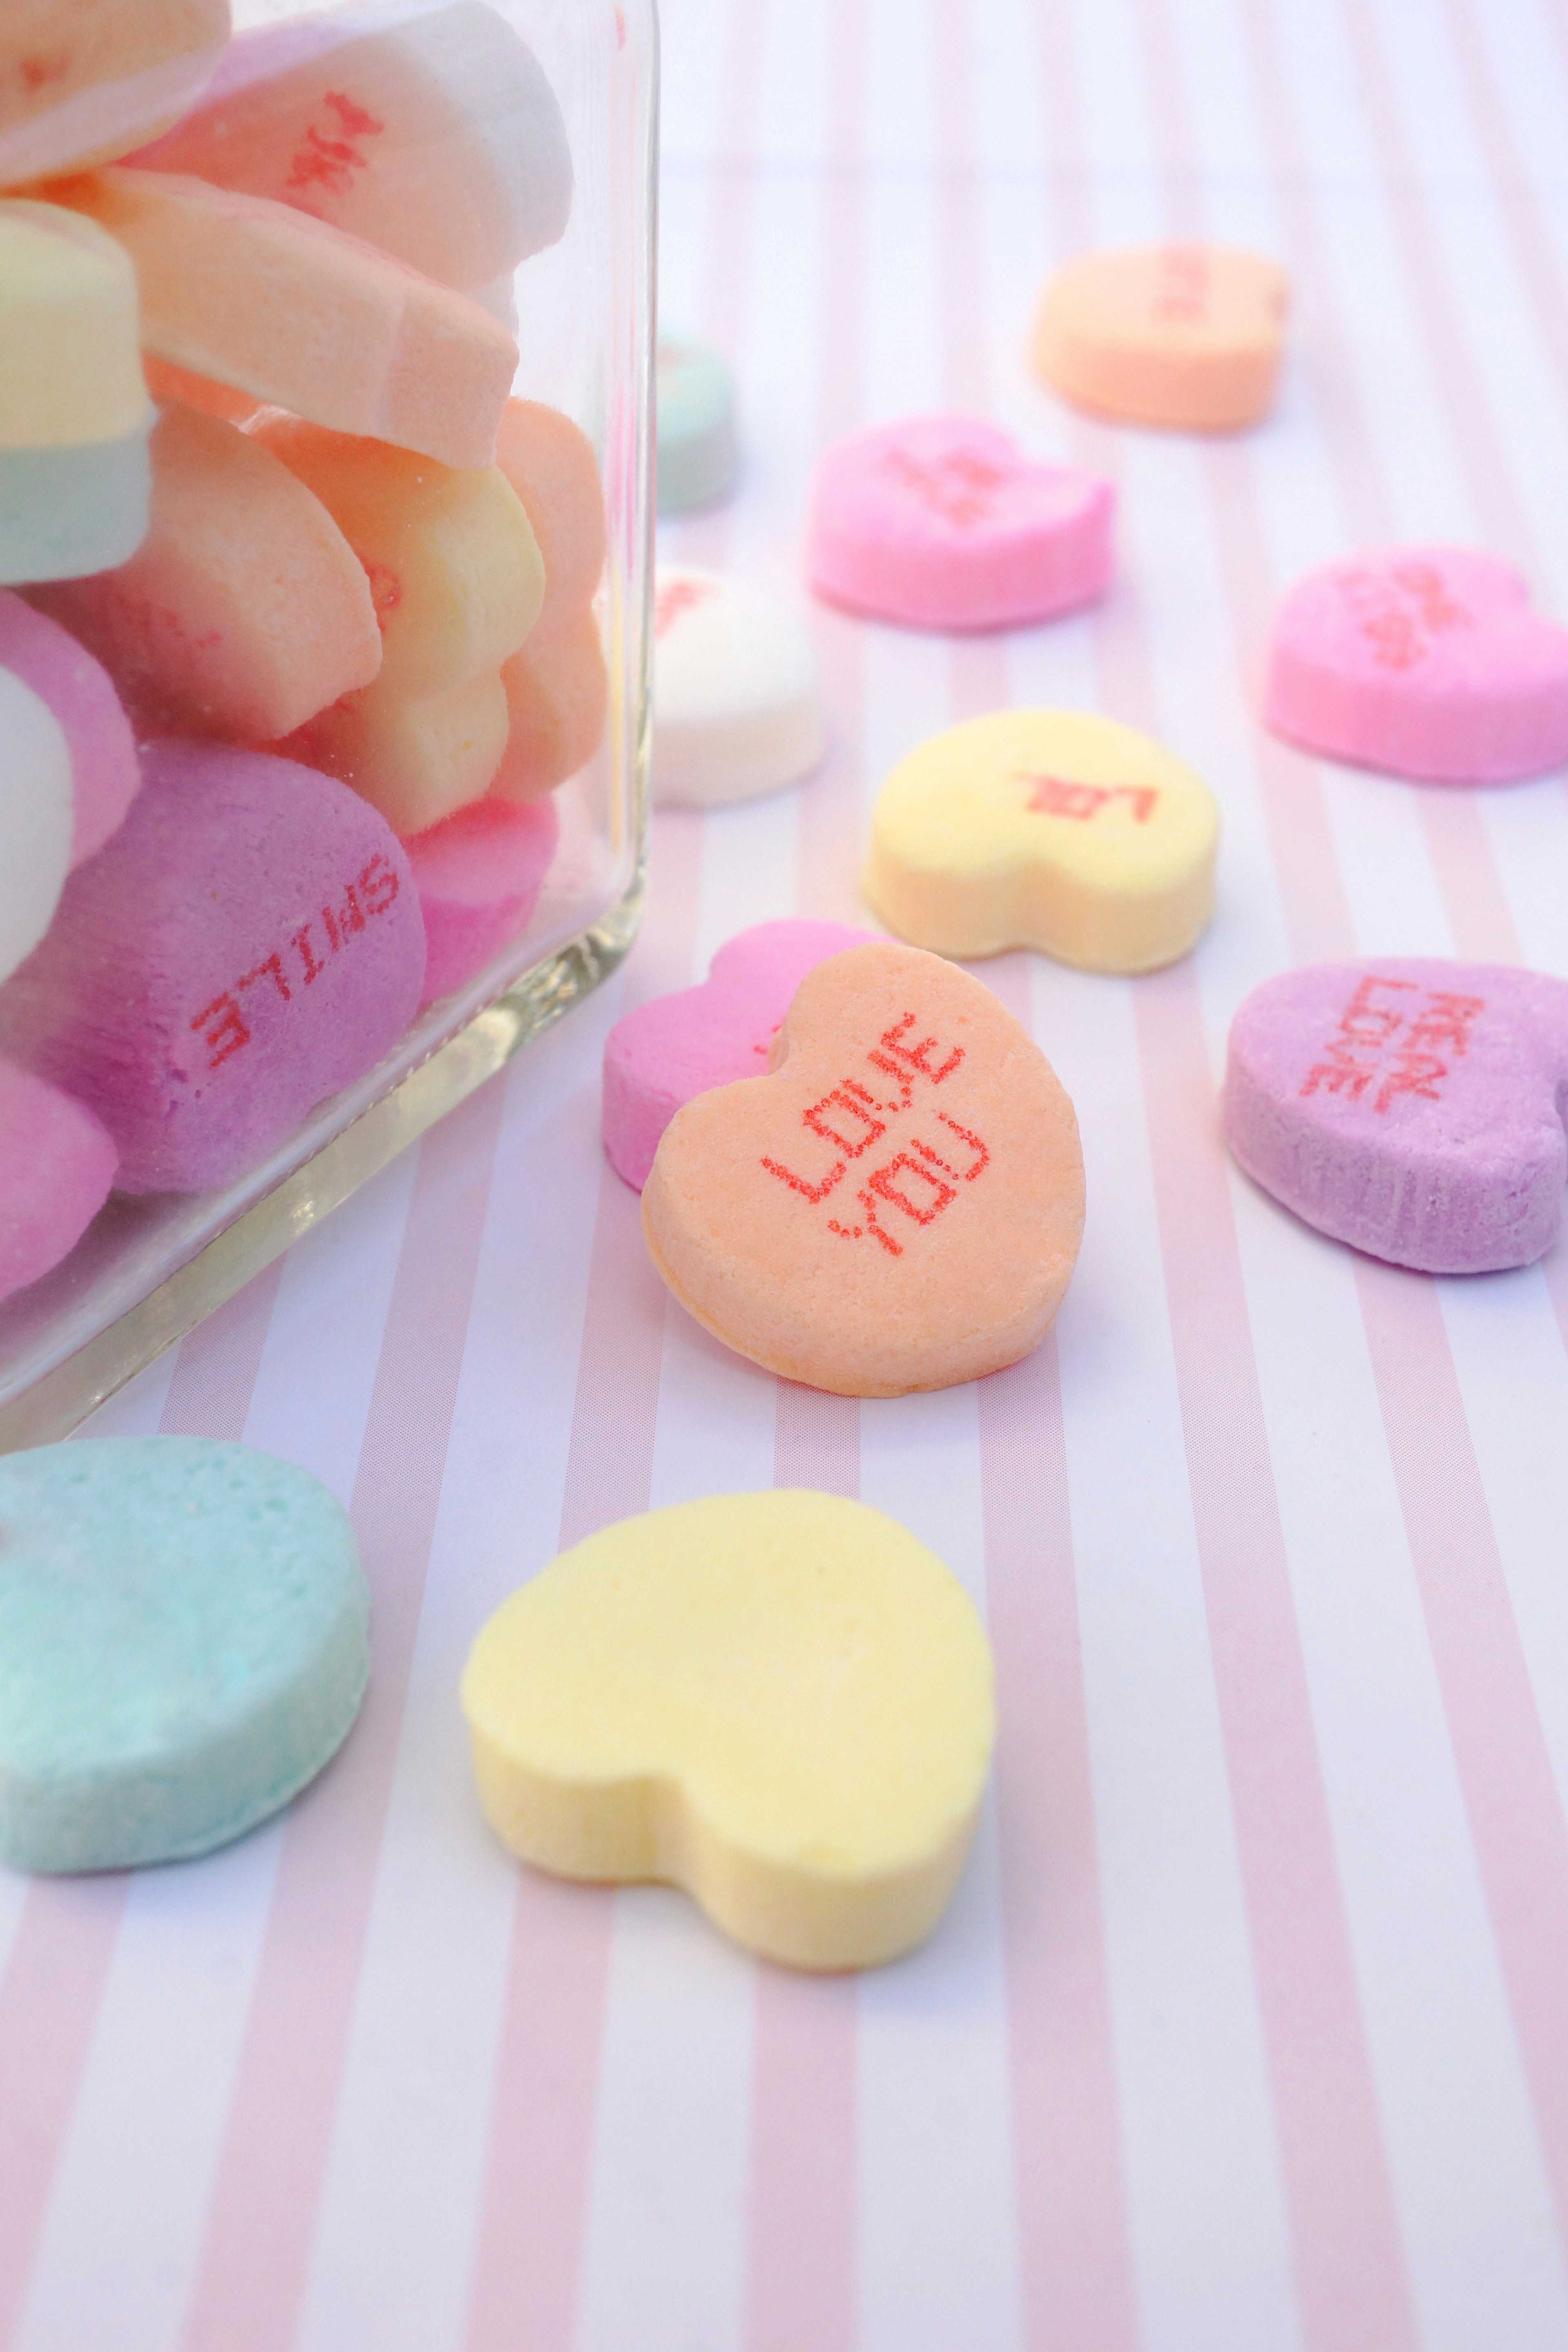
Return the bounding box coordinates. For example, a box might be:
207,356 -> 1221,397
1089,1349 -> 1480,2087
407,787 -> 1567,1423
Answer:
7,1 -> 1568,2345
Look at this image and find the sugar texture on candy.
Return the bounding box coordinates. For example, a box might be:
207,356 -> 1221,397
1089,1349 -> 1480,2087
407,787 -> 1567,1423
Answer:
0,1438 -> 368,1875
461,1490 -> 995,1971
0,742 -> 427,1196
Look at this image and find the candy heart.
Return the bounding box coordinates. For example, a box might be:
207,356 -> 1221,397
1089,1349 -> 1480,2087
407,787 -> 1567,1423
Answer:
1031,243 -> 1289,432
0,1057 -> 117,1306
864,708 -> 1219,972
808,414 -> 1113,633
57,168 -> 517,472
31,401 -> 383,744
1264,547 -> 1568,784
655,332 -> 737,513
131,2 -> 572,292
0,668 -> 73,989
460,1488 -> 995,1971
0,0 -> 232,183
653,567 -> 824,806
0,740 -> 426,1195
405,791 -> 559,1006
642,940 -> 1085,1396
0,1437 -> 368,1875
0,592 -> 139,867
1223,959 -> 1568,1273
603,918 -> 875,1189
0,200 -> 154,586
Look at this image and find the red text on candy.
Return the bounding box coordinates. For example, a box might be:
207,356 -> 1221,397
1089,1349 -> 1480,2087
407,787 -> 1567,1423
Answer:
188,853 -> 402,1071
1299,974 -> 1485,1113
759,1011 -> 988,1255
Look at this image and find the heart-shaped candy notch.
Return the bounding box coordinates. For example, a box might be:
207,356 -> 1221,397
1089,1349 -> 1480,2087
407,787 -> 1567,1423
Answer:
1030,243 -> 1289,431
604,918 -> 875,1189
1224,959 -> 1568,1272
642,941 -> 1085,1396
808,414 -> 1113,632
864,709 -> 1219,972
460,1489 -> 996,1971
0,1438 -> 369,1874
1265,547 -> 1568,784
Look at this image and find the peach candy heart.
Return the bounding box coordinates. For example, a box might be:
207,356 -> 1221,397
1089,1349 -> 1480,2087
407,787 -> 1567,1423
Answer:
1031,243 -> 1288,432
641,941 -> 1085,1396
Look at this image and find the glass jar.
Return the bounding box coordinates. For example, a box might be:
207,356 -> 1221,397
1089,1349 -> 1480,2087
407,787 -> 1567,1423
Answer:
0,0 -> 655,1448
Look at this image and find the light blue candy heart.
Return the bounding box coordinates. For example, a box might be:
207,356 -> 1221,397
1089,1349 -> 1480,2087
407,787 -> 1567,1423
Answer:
0,1437 -> 369,1874
656,334 -> 738,514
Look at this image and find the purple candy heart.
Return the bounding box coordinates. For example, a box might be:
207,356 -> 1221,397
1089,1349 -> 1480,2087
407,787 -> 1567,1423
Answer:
0,740 -> 427,1194
1224,957 -> 1568,1272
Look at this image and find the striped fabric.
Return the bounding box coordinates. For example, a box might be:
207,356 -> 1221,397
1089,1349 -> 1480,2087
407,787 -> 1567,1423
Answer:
5,0 -> 1568,2344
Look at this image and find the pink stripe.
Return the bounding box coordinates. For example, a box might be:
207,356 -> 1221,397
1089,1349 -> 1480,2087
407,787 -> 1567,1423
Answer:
742,27 -> 874,2299
464,1870 -> 617,2352
179,1083 -> 508,2352
743,1966 -> 859,2352
0,1265 -> 284,2349
1037,4 -> 1419,2323
979,1343 -> 1140,2352
0,1883 -> 127,2352
935,23 -> 1141,2330
741,1384 -> 860,2352
1355,1258 -> 1568,2223
799,0 -> 870,929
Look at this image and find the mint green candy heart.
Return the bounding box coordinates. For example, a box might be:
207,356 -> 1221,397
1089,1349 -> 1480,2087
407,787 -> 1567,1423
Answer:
0,1438 -> 369,1873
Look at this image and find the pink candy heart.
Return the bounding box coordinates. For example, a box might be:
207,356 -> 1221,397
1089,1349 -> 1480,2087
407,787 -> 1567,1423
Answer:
808,415 -> 1114,633
603,919 -> 875,1189
1224,958 -> 1568,1272
1265,546 -> 1568,783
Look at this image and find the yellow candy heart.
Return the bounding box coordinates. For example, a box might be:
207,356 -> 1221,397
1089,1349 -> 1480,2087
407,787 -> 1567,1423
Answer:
864,707 -> 1220,972
460,1489 -> 995,1971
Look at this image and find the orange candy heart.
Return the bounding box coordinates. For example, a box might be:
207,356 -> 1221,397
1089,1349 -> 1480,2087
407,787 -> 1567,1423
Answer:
642,942 -> 1085,1397
1031,243 -> 1289,432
